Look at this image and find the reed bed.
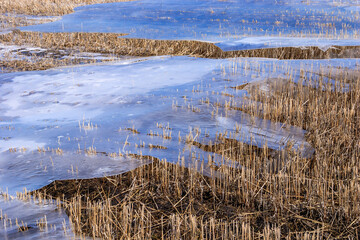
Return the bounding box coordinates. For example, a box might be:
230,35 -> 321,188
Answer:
0,0 -> 134,16
0,31 -> 359,72
0,31 -> 223,59
0,56 -> 106,72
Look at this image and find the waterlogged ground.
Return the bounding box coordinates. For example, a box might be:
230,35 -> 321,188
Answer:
1,0 -> 360,239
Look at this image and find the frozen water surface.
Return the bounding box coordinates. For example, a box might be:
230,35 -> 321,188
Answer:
21,0 -> 360,50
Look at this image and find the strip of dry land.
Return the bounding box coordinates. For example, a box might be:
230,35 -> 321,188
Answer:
1,31 -> 360,72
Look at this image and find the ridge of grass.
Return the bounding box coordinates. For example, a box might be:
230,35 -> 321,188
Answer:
1,31 -> 359,72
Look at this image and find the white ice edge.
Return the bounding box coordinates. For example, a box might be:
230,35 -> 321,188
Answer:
215,37 -> 360,51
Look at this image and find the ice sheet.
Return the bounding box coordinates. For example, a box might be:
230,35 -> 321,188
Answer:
21,0 -> 360,50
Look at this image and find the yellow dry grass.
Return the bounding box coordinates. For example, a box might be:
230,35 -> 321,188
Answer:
0,0 -> 134,16
0,31 -> 359,72
0,57 -> 105,72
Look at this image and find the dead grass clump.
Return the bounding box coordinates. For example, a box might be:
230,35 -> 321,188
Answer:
31,158 -> 283,239
34,159 -> 247,239
241,69 -> 360,130
0,31 -> 223,58
230,83 -> 249,90
235,68 -> 360,236
225,46 -> 360,59
123,128 -> 140,134
0,57 -> 99,72
312,67 -> 360,83
0,0 -> 134,16
148,144 -> 167,150
0,59 -> 57,72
